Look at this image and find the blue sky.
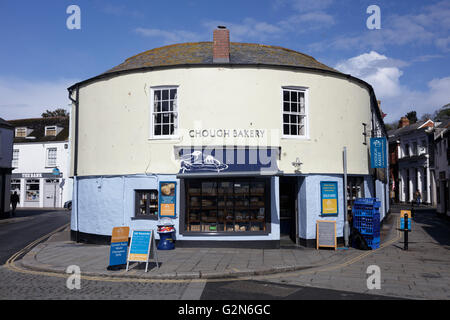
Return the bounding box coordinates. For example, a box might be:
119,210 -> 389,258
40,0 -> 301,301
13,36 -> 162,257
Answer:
0,0 -> 449,123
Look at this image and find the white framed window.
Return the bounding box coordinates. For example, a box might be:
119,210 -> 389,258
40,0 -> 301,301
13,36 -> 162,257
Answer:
150,86 -> 178,139
46,147 -> 57,167
12,149 -> 19,168
45,126 -> 57,136
281,87 -> 308,138
15,127 -> 27,138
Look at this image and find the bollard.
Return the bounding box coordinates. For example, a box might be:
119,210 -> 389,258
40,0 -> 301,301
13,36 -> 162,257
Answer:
403,213 -> 408,251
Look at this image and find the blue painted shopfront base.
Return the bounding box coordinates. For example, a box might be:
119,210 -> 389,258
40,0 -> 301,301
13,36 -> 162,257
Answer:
157,232 -> 175,250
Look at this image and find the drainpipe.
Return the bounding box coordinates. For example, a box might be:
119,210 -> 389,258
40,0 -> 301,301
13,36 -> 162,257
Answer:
343,146 -> 349,247
68,86 -> 80,242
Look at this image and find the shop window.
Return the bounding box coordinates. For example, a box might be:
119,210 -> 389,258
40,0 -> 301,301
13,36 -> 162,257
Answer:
135,190 -> 158,219
151,87 -> 178,138
26,179 -> 40,202
347,177 -> 365,212
11,179 -> 20,194
185,178 -> 269,233
282,87 -> 307,137
46,148 -> 57,167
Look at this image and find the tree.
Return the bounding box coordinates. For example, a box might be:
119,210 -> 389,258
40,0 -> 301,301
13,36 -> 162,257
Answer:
41,108 -> 69,118
405,111 -> 417,124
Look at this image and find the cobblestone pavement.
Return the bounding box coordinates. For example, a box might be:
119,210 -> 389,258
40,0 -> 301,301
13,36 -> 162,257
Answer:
0,265 -> 196,300
260,207 -> 450,300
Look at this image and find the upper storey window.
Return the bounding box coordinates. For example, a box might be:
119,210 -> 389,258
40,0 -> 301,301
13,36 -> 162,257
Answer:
282,87 -> 308,138
15,127 -> 27,138
151,86 -> 178,138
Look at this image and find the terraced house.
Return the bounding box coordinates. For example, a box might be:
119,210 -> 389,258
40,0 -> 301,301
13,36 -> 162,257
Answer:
68,27 -> 389,247
9,117 -> 72,208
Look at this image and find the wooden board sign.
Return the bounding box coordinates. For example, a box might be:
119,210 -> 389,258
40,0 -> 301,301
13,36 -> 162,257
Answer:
316,220 -> 337,250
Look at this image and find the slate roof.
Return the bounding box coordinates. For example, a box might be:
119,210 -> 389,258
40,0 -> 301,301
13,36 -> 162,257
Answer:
104,42 -> 340,75
7,117 -> 69,143
0,118 -> 13,130
387,120 -> 433,142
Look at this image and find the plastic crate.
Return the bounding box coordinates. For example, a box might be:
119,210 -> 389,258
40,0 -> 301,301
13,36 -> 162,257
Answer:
353,218 -> 380,235
363,235 -> 380,249
353,198 -> 381,207
352,208 -> 380,218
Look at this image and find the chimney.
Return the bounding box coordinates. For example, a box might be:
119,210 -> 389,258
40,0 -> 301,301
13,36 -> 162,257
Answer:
213,26 -> 230,63
398,117 -> 410,128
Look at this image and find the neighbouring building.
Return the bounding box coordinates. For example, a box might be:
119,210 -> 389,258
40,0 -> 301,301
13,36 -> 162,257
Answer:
388,117 -> 434,204
0,118 -> 14,217
432,119 -> 450,216
8,117 -> 72,208
68,27 -> 389,247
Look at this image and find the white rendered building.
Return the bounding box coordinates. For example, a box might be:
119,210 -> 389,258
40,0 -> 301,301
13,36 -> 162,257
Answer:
68,27 -> 389,247
9,117 -> 72,208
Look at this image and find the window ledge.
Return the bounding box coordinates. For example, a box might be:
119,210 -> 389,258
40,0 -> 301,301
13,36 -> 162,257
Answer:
148,135 -> 181,142
131,216 -> 159,221
281,135 -> 310,140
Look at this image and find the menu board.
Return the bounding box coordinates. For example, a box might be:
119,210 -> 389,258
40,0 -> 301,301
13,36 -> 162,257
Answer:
108,226 -> 129,267
316,220 -> 337,250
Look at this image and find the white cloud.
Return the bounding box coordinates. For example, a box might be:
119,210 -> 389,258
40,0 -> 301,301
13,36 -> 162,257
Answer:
335,51 -> 406,98
335,52 -> 450,122
0,77 -> 76,120
308,0 -> 450,53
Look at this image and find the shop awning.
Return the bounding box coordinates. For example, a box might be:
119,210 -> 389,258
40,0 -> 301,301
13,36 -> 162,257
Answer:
175,146 -> 281,178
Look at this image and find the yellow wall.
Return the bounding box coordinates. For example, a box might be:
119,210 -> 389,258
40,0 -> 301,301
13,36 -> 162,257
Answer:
69,67 -> 373,176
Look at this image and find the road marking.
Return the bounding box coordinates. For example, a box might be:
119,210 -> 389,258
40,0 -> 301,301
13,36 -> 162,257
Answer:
5,216 -> 403,284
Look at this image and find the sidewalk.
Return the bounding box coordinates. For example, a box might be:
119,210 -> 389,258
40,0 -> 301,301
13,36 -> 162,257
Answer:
17,211 -> 399,280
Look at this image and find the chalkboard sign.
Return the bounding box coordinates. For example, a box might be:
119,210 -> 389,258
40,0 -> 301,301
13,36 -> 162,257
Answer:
316,220 -> 337,250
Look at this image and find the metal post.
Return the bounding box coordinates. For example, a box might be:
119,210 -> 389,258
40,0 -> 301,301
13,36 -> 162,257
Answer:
403,213 -> 408,251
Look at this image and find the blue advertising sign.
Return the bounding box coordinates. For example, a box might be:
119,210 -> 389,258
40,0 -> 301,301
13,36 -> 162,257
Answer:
320,181 -> 339,215
128,230 -> 152,262
159,182 -> 177,218
370,138 -> 387,168
108,227 -> 129,267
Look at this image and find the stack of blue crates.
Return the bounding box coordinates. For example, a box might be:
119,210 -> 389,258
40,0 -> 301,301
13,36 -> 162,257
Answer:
352,198 -> 381,249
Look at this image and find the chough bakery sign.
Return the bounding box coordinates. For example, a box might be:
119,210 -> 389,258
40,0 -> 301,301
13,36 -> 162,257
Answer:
188,129 -> 266,139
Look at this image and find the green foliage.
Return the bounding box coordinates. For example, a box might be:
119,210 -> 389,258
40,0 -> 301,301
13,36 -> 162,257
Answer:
41,108 -> 69,118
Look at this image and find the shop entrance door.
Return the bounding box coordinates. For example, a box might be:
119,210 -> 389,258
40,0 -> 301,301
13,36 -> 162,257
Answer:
43,179 -> 60,208
279,177 -> 298,244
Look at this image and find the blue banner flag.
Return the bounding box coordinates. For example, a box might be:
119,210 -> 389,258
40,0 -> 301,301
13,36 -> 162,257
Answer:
370,138 -> 387,168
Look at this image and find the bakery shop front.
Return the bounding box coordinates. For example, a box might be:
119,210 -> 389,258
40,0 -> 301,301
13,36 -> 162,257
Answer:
177,146 -> 280,237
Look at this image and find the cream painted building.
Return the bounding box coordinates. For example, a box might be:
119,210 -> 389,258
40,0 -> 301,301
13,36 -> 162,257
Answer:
68,27 -> 388,247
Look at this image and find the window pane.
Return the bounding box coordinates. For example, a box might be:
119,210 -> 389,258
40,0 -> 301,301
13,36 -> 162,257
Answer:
291,102 -> 298,113
170,89 -> 177,100
291,91 -> 298,102
283,90 -> 289,101
290,115 -> 298,124
154,125 -> 161,136
283,114 -> 290,123
154,114 -> 162,124
283,102 -> 290,112
162,101 -> 169,112
283,124 -> 290,135
162,125 -> 170,135
162,90 -> 169,100
291,124 -> 298,136
154,90 -> 161,101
